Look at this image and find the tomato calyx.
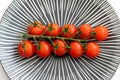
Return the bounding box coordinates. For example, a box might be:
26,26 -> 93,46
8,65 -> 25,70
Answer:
62,27 -> 73,36
62,25 -> 72,36
47,24 -> 54,31
32,22 -> 37,27
54,43 -> 58,49
22,43 -> 25,49
48,27 -> 54,31
31,22 -> 43,29
62,27 -> 68,34
91,31 -> 96,37
21,41 -> 26,56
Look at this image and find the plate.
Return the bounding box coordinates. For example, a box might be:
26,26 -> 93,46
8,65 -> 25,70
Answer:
0,0 -> 120,80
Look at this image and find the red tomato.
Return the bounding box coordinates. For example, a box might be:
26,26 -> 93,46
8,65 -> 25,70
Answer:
85,42 -> 100,58
52,39 -> 67,56
79,34 -> 91,40
18,40 -> 35,58
69,41 -> 83,58
60,24 -> 78,38
78,24 -> 92,39
27,22 -> 45,35
94,26 -> 108,41
36,41 -> 51,58
45,23 -> 61,36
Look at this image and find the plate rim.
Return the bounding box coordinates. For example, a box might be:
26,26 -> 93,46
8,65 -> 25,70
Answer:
0,0 -> 120,80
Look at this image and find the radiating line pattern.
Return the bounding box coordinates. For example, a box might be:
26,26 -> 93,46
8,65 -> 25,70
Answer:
0,0 -> 120,80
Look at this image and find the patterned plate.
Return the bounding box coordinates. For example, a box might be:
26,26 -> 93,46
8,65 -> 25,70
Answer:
0,0 -> 120,80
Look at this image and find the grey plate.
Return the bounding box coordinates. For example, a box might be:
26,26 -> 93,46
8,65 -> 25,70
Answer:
0,0 -> 120,80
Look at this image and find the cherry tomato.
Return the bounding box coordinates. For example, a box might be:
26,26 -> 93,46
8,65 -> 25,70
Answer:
69,41 -> 83,58
45,23 -> 61,36
78,24 -> 92,39
52,39 -> 67,56
85,42 -> 100,58
18,40 -> 35,58
79,34 -> 91,40
27,22 -> 45,35
36,41 -> 51,58
61,24 -> 78,38
94,26 -> 108,41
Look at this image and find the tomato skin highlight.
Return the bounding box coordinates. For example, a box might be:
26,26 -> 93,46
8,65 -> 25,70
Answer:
27,22 -> 45,35
61,24 -> 78,38
18,40 -> 35,58
78,24 -> 92,39
69,41 -> 83,58
45,23 -> 61,36
52,39 -> 67,56
36,41 -> 51,58
94,26 -> 108,41
85,42 -> 100,58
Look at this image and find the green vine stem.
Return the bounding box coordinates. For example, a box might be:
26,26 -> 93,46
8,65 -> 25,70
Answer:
20,34 -> 24,42
61,38 -> 71,49
48,37 -> 55,46
20,33 -> 88,49
27,35 -> 87,43
33,36 -> 40,50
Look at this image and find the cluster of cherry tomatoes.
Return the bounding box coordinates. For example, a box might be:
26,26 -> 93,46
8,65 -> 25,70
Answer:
18,22 -> 108,59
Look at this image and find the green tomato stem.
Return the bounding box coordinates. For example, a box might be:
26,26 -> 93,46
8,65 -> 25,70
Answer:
28,35 -> 87,43
91,31 -> 96,37
33,36 -> 40,50
48,37 -> 55,46
61,38 -> 71,49
20,34 -> 23,42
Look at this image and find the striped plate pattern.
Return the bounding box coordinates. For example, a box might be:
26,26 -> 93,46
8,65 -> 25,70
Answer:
0,0 -> 120,80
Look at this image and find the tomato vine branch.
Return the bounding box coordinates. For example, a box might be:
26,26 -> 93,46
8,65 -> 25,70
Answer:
27,34 -> 87,43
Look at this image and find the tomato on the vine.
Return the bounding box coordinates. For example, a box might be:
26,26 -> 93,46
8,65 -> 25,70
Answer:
27,22 -> 45,35
94,26 -> 108,41
69,41 -> 83,58
45,23 -> 61,36
79,34 -> 91,40
18,40 -> 35,58
60,24 -> 78,38
18,21 -> 109,59
36,41 -> 51,58
52,39 -> 67,56
85,42 -> 100,58
78,24 -> 92,39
